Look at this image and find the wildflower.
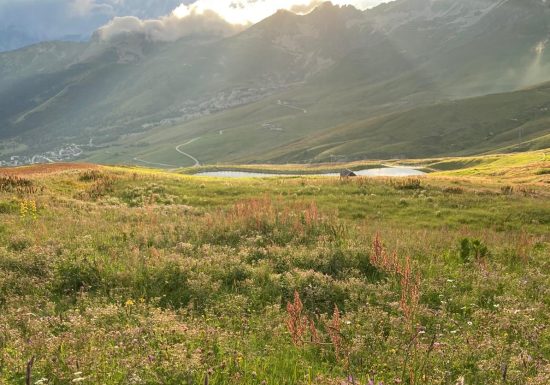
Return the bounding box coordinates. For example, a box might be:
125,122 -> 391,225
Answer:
29,199 -> 37,219
328,305 -> 342,359
286,291 -> 307,345
19,200 -> 28,218
125,299 -> 135,307
19,199 -> 38,219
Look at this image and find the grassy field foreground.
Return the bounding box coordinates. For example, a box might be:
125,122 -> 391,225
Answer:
0,158 -> 549,384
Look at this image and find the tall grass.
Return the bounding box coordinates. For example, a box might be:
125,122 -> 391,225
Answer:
0,167 -> 548,384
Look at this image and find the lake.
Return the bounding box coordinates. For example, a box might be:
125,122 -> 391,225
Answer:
196,167 -> 425,178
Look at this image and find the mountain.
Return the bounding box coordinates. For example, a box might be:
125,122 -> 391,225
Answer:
0,27 -> 38,52
258,81 -> 550,162
0,0 -> 549,166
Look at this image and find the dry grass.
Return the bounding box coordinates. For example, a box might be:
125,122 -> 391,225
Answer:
0,162 -> 548,384
0,163 -> 98,176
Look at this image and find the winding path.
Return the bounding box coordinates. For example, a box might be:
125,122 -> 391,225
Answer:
175,137 -> 201,167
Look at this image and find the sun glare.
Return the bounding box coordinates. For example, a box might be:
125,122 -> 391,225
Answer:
173,0 -> 370,25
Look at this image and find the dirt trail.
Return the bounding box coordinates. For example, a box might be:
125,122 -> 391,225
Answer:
175,138 -> 201,167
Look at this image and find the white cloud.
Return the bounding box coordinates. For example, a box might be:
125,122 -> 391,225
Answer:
70,0 -> 114,17
95,0 -> 388,42
173,0 -> 384,25
96,9 -> 244,42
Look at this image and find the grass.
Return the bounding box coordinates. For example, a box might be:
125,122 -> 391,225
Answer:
75,81 -> 550,167
0,157 -> 549,384
177,162 -> 388,175
174,150 -> 550,183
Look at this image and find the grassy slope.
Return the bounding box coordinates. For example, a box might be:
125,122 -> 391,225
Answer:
169,150 -> 550,186
0,155 -> 549,384
80,81 -> 550,167
81,73 -> 440,167
259,83 -> 550,162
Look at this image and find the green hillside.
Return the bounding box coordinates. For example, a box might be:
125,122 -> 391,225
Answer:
78,80 -> 550,167
1,0 -> 550,165
260,82 -> 550,162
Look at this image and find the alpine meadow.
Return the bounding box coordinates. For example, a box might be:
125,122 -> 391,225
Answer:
0,1 -> 549,385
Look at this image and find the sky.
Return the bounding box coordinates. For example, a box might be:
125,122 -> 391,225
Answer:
0,0 -> 389,49
173,0 -> 386,24
0,0 -> 184,38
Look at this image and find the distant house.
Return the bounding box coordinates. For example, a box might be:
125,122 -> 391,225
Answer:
340,169 -> 357,178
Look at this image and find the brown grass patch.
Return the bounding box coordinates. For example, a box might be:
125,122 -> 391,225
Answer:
0,163 -> 99,176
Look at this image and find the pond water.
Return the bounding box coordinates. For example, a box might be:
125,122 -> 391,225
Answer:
196,167 -> 425,178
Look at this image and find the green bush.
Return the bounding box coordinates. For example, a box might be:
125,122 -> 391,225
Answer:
121,183 -> 178,207
135,262 -> 191,308
52,259 -> 102,296
459,238 -> 490,263
0,201 -> 17,214
7,234 -> 32,251
281,270 -> 348,314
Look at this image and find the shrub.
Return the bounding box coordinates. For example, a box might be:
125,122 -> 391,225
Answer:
121,184 -> 178,206
52,259 -> 102,296
218,263 -> 251,289
0,175 -> 38,194
79,176 -> 116,200
0,201 -> 17,214
7,234 -> 32,251
391,177 -> 422,190
281,270 -> 348,314
501,185 -> 514,195
459,238 -> 490,263
135,262 -> 191,308
443,186 -> 465,194
78,170 -> 105,182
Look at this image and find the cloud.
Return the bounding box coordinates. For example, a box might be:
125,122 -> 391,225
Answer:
95,10 -> 244,42
172,0 -> 381,25
95,0 -> 389,43
0,0 -> 185,39
0,0 -> 388,50
69,0 -> 115,17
